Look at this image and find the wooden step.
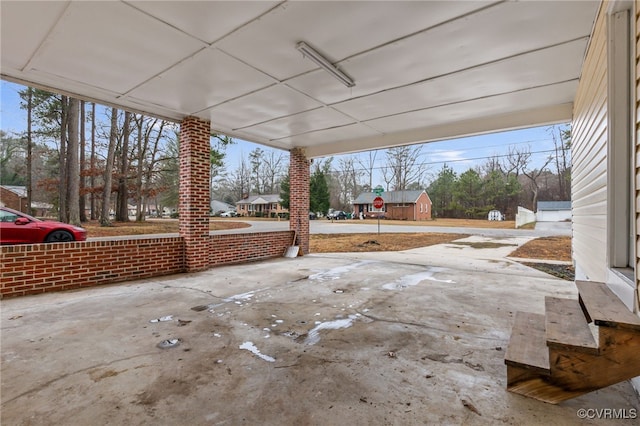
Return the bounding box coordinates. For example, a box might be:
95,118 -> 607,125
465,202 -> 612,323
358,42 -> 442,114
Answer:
576,281 -> 640,331
545,297 -> 598,354
505,312 -> 550,375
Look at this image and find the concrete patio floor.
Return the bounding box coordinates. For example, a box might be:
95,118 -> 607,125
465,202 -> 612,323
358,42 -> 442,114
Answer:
2,235 -> 639,425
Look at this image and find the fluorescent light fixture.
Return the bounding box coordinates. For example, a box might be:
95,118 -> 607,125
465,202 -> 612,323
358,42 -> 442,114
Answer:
296,41 -> 355,88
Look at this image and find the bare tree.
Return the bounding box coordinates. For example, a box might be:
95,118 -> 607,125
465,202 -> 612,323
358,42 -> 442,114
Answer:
550,125 -> 571,200
523,156 -> 554,211
116,111 -> 131,222
79,100 -> 87,222
502,145 -> 531,178
100,108 -> 118,226
479,154 -> 503,176
382,145 -> 426,190
356,150 -> 378,191
24,88 -> 34,214
335,155 -> 362,207
58,96 -> 68,222
261,150 -> 286,193
66,98 -> 80,226
90,103 -> 97,220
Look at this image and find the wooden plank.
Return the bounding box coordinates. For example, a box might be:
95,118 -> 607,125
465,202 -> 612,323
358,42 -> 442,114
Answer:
577,280 -> 640,331
545,297 -> 598,354
504,312 -> 550,375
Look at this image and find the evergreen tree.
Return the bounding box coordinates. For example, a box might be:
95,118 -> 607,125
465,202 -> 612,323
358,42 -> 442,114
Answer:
310,168 -> 330,214
427,164 -> 457,218
279,173 -> 290,210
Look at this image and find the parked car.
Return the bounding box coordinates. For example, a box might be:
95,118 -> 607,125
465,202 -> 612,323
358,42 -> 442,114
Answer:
327,210 -> 347,220
220,211 -> 237,217
488,210 -> 504,221
309,212 -> 317,220
0,206 -> 87,245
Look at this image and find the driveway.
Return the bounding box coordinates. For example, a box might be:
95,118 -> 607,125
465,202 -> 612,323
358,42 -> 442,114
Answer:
2,233 -> 636,425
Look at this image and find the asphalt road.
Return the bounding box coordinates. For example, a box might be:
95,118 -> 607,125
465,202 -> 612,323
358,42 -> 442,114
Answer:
88,219 -> 570,241
214,219 -> 572,238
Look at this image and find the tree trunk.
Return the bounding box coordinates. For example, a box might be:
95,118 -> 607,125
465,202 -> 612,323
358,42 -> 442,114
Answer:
135,115 -> 145,221
58,96 -> 68,222
79,100 -> 87,222
67,98 -> 80,226
90,103 -> 97,220
116,111 -> 131,221
100,108 -> 118,226
26,88 -> 33,215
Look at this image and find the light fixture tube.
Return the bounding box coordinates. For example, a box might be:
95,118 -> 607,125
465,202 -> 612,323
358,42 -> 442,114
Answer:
296,41 -> 355,88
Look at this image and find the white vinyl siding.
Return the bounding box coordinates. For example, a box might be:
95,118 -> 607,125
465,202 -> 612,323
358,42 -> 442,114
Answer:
636,0 -> 640,273
573,2 -> 609,283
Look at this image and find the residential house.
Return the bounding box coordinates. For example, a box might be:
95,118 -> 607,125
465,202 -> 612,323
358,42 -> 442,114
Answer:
536,201 -> 571,222
236,194 -> 288,218
210,200 -> 235,216
0,185 -> 28,212
352,190 -> 432,221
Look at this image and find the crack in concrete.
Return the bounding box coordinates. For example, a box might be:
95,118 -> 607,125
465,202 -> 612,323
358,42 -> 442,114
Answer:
356,311 -> 505,342
2,352 -> 157,405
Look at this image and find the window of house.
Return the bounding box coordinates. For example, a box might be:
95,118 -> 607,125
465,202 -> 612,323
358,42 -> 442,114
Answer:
607,5 -> 635,279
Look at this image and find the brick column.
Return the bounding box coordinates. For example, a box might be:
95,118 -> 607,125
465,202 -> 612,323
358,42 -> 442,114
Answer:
179,117 -> 211,271
289,148 -> 310,254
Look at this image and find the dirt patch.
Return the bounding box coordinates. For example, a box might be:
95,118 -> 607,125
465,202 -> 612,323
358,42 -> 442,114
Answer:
448,242 -> 517,249
83,219 -> 248,237
508,236 -> 571,261
309,233 -> 469,253
510,237 -> 574,280
370,218 -> 516,229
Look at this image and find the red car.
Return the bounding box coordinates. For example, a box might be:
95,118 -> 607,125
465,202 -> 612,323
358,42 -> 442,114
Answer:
0,206 -> 87,244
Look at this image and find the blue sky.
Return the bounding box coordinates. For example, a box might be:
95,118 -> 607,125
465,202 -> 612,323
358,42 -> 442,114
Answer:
1,80 -> 566,185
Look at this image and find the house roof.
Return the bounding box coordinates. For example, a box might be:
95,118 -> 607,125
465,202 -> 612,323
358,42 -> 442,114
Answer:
353,190 -> 428,205
210,200 -> 235,212
1,2 -> 599,158
236,194 -> 282,205
537,201 -> 571,211
1,185 -> 27,198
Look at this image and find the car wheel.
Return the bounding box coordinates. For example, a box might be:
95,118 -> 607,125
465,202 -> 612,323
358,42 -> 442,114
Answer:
45,230 -> 74,243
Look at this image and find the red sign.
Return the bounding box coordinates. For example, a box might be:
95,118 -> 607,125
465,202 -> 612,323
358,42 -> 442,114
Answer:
373,196 -> 384,209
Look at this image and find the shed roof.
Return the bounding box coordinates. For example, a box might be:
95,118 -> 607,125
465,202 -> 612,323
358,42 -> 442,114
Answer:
537,201 -> 571,211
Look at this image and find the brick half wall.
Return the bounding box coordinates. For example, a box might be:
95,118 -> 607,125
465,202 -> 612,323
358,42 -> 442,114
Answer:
1,231 -> 295,298
210,231 -> 295,266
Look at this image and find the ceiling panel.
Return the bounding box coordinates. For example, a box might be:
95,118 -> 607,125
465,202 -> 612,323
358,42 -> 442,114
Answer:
215,0 -> 497,81
28,1 -> 207,94
366,81 -> 578,134
241,107 -> 356,140
274,123 -> 382,147
287,0 -> 597,105
127,48 -> 275,114
0,1 -> 69,71
128,1 -> 280,44
204,84 -> 323,130
333,39 -> 587,121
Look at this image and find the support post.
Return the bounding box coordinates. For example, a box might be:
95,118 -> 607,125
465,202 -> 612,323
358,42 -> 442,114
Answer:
179,116 -> 211,271
289,148 -> 310,254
